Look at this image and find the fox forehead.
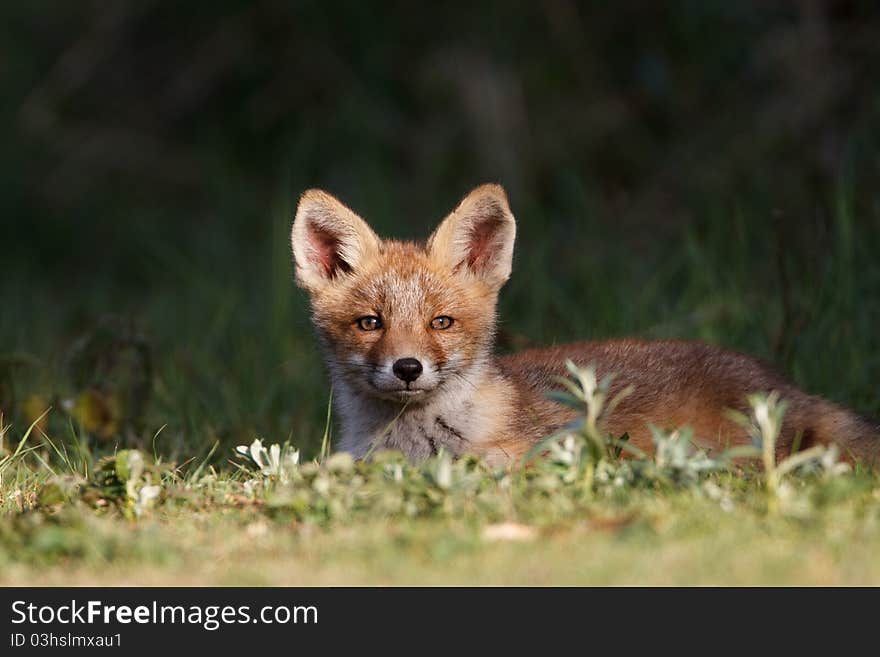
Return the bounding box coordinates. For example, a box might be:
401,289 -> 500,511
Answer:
313,241 -> 479,321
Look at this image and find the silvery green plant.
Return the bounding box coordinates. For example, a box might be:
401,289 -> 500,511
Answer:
647,426 -> 726,485
546,434 -> 585,483
545,360 -> 634,462
727,391 -> 848,512
528,361 -> 635,493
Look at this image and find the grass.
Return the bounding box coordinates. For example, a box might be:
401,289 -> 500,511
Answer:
5,485 -> 880,586
3,437 -> 880,586
1,182 -> 879,585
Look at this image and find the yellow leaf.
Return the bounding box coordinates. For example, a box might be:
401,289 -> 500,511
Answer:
72,389 -> 121,441
21,394 -> 50,433
482,522 -> 537,543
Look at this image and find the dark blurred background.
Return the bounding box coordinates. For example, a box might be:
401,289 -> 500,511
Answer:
2,1 -> 879,460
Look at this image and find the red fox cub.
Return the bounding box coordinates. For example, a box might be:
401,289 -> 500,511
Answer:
291,184 -> 880,466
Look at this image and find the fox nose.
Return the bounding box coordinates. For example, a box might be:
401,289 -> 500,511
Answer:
392,357 -> 423,383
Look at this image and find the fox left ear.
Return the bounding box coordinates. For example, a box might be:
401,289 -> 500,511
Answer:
428,184 -> 516,290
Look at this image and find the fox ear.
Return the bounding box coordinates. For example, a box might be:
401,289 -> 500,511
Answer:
291,190 -> 381,293
428,184 -> 516,289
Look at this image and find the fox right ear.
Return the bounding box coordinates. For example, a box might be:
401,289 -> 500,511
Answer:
291,190 -> 381,293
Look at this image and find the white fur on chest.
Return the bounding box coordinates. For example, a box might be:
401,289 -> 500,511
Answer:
332,376 -> 501,461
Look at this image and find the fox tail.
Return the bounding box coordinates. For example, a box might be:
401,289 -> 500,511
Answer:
809,398 -> 880,465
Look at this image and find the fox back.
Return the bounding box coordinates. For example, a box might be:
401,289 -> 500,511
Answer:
291,185 -> 880,466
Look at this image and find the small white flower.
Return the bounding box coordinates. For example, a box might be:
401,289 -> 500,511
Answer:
269,443 -> 282,473
134,484 -> 161,517
435,454 -> 453,489
249,438 -> 266,470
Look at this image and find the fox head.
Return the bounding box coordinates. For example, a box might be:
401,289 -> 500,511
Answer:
291,184 -> 516,404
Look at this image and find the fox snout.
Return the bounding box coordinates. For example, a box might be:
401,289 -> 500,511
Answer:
393,357 -> 423,383
365,353 -> 441,402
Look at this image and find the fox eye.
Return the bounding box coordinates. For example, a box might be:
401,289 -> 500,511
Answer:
430,316 -> 454,330
356,316 -> 382,331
